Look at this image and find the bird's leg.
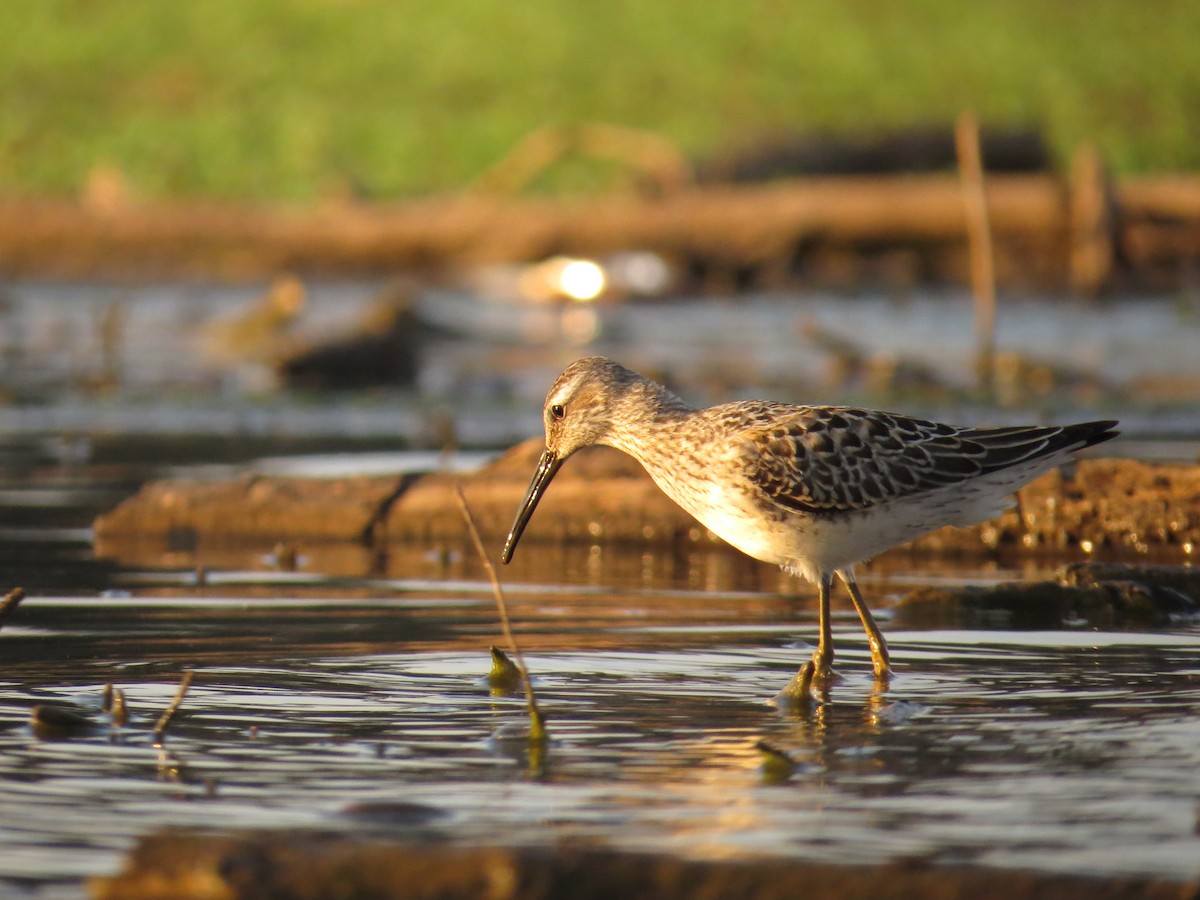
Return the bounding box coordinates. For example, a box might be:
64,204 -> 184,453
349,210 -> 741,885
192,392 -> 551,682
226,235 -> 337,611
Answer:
810,573 -> 835,683
840,572 -> 891,681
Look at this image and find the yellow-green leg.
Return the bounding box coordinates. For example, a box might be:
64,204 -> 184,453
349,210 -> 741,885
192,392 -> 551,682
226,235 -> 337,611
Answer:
810,573 -> 835,683
842,572 -> 891,681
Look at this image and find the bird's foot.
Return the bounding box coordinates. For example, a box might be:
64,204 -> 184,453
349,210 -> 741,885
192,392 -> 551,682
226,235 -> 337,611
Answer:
809,649 -> 837,689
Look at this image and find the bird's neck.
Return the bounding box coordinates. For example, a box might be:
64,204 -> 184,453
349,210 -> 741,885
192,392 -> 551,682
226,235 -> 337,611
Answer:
602,379 -> 695,464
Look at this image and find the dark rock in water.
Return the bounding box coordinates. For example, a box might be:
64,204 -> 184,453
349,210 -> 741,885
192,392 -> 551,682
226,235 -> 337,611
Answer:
1060,561 -> 1200,603
30,703 -> 97,741
895,582 -> 1110,630
895,562 -> 1199,630
339,801 -> 447,830
1059,561 -> 1200,620
278,291 -> 425,390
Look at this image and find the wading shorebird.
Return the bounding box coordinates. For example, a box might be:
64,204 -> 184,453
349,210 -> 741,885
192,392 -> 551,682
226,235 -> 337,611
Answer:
501,357 -> 1118,685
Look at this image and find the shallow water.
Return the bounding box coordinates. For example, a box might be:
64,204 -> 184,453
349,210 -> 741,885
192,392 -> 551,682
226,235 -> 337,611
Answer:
1,280 -> 1200,895
4,280 -> 1200,443
3,545 -> 1200,895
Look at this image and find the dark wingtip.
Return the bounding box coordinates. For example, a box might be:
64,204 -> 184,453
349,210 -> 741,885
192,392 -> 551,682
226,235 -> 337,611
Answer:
1076,419 -> 1120,449
1052,419 -> 1119,454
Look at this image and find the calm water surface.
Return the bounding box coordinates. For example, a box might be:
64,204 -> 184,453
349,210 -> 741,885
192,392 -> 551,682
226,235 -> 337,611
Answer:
1,283 -> 1199,896
2,525 -> 1200,895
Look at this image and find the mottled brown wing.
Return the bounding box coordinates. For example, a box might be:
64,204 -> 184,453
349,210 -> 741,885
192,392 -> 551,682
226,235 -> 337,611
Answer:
743,406 -> 1089,515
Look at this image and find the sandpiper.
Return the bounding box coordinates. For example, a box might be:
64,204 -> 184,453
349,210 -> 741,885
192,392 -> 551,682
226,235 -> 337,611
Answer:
501,357 -> 1118,684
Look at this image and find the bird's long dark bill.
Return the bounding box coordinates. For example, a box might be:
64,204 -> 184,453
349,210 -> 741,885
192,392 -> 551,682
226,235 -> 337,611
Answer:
500,449 -> 562,564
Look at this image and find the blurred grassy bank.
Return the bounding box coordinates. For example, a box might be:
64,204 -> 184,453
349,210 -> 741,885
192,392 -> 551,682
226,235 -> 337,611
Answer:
2,0 -> 1198,203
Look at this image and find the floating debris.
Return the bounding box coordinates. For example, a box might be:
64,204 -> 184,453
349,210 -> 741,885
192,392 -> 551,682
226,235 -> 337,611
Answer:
0,587 -> 25,627
870,700 -> 927,727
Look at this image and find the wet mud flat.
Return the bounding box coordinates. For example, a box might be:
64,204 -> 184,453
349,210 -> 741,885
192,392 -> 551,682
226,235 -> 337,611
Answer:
94,442 -> 1200,608
95,442 -> 1200,553
95,835 -> 1197,900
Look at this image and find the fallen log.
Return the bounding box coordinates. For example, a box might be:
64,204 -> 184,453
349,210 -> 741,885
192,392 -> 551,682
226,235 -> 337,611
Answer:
4,170 -> 1199,290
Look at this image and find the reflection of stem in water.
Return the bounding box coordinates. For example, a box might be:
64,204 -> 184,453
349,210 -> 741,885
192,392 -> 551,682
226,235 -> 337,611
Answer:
96,297 -> 126,392
454,485 -> 546,742
153,670 -> 194,745
756,739 -> 798,785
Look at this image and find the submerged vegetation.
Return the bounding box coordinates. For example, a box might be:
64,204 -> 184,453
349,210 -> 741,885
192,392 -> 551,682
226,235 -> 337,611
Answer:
2,1 -> 1199,202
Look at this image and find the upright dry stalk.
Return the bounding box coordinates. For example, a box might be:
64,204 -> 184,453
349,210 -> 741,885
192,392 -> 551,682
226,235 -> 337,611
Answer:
153,670 -> 194,745
955,111 -> 997,394
1068,143 -> 1114,296
454,485 -> 546,740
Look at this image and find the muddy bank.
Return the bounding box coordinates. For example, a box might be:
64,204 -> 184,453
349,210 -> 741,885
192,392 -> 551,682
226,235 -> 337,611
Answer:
93,445 -> 1200,565
913,456 -> 1200,558
92,831 -> 1196,900
91,440 -> 697,555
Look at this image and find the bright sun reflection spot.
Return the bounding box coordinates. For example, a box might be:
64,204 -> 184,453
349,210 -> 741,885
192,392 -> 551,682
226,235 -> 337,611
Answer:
517,256 -> 607,303
557,259 -> 606,301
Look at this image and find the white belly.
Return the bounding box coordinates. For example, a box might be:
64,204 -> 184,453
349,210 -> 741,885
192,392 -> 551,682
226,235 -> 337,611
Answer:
637,444 -> 1050,585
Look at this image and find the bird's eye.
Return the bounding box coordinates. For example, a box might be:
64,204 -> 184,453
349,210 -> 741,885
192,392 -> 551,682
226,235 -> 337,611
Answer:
550,404 -> 566,420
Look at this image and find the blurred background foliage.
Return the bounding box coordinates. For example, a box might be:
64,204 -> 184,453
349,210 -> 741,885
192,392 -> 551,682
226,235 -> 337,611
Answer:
1,0 -> 1198,203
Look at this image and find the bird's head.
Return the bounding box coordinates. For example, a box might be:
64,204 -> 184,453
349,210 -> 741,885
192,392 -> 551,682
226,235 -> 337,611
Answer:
501,357 -> 634,563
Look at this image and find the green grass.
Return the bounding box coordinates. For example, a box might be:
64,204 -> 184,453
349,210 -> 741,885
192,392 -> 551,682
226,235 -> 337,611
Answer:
2,0 -> 1198,202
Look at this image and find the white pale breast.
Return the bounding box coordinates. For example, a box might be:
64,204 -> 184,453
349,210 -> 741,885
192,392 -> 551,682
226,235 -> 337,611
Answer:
642,465 -> 796,566
640,447 -> 1070,585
